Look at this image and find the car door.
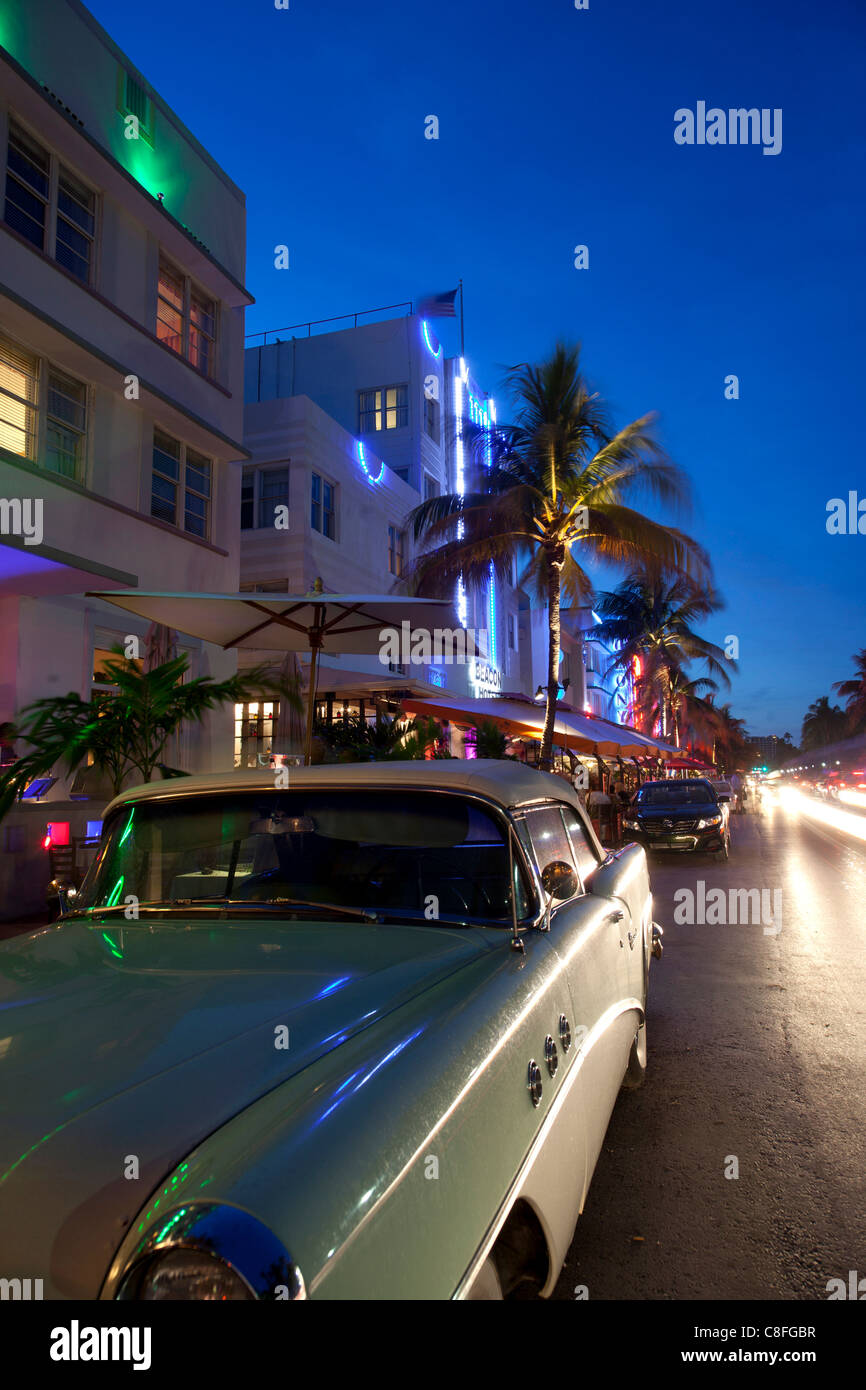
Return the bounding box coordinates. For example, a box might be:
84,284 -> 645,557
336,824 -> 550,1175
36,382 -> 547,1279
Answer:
517,803 -> 632,1228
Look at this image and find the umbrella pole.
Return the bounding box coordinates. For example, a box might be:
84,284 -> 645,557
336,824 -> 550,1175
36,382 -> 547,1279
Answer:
304,642 -> 321,765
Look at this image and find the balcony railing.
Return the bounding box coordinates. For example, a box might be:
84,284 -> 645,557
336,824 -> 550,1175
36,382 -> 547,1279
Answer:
245,301 -> 414,346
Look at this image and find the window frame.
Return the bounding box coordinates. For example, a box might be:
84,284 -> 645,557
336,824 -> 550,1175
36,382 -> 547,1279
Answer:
3,118 -> 99,287
310,471 -> 336,540
387,523 -> 405,577
116,67 -> 155,146
241,464 -> 290,531
150,426 -> 213,540
519,801 -> 596,899
156,256 -> 218,379
358,383 -> 409,433
0,333 -> 89,482
424,390 -> 440,442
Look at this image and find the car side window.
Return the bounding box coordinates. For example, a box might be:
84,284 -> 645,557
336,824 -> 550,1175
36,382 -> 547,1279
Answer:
561,805 -> 600,882
523,806 -> 580,899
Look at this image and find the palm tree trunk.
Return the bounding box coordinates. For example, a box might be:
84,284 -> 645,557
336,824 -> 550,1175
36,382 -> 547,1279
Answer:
539,562 -> 562,772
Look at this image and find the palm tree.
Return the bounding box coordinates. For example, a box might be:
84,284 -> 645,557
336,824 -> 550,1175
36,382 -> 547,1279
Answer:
0,652 -> 297,822
594,572 -> 733,738
800,696 -> 849,750
832,648 -> 866,733
407,343 -> 710,770
638,667 -> 720,749
707,702 -> 748,773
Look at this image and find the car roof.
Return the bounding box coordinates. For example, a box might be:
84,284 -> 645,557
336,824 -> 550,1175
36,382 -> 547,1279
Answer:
639,778 -> 715,791
102,759 -> 584,820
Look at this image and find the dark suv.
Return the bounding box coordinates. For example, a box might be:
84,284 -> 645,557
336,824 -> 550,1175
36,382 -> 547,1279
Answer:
622,778 -> 731,859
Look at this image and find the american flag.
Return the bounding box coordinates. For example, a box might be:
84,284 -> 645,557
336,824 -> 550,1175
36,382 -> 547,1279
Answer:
416,287 -> 459,318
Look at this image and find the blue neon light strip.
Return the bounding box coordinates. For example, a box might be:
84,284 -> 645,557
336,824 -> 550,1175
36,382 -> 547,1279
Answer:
454,370 -> 467,628
357,440 -> 384,484
422,320 -> 442,358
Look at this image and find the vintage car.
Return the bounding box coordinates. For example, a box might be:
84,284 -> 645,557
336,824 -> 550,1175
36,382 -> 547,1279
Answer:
0,760 -> 662,1301
623,777 -> 731,858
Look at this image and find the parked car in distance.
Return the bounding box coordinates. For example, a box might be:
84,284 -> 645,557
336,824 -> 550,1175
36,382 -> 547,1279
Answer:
623,777 -> 731,859
710,779 -> 733,803
0,760 -> 663,1302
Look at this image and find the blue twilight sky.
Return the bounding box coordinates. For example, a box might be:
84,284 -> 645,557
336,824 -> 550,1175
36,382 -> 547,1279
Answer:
87,0 -> 866,739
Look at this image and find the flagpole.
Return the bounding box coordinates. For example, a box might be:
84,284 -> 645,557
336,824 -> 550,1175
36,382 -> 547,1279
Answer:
458,279 -> 465,359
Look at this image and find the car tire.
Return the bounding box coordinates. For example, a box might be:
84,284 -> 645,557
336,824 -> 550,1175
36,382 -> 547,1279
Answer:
717,834 -> 730,861
621,1017 -> 647,1090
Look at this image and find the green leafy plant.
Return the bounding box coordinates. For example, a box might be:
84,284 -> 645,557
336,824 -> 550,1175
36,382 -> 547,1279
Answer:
313,713 -> 447,762
0,652 -> 299,822
469,719 -> 512,759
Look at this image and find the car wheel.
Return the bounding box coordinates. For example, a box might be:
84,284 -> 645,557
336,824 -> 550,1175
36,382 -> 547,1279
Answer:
621,1018 -> 647,1090
718,834 -> 730,861
466,1256 -> 504,1300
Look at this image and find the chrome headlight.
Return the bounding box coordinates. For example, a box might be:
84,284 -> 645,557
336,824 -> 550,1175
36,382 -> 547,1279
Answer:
113,1203 -> 305,1302
623,817 -> 640,829
696,813 -> 722,829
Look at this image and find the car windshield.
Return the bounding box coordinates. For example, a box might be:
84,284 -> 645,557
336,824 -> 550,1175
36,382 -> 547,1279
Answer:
636,782 -> 717,807
75,789 -> 532,925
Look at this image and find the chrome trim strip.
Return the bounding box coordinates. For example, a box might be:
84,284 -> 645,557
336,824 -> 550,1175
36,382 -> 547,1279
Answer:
454,995 -> 645,1299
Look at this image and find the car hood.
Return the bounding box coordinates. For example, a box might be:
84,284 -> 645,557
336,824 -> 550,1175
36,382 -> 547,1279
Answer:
0,915 -> 492,1297
634,803 -> 718,819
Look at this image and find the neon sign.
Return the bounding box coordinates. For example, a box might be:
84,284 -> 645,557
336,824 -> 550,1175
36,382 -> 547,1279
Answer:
357,440 -> 384,484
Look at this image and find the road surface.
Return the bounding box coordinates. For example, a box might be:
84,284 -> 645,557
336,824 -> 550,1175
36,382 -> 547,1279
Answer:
553,789 -> 866,1300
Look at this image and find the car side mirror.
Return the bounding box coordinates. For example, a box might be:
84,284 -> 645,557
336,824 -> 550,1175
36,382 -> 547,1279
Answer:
48,879 -> 78,916
541,860 -> 578,901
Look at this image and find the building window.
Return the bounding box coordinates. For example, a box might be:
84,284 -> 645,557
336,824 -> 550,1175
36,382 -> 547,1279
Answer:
234,700 -> 276,768
241,465 -> 289,530
156,258 -> 217,377
388,525 -> 405,577
359,384 -> 408,432
0,337 -> 38,458
45,370 -> 87,478
190,289 -> 216,375
55,168 -> 96,282
311,472 -> 335,539
4,122 -> 96,284
424,393 -> 439,442
424,473 -> 439,501
117,68 -> 154,145
508,612 -> 516,651
151,428 -> 211,539
156,262 -> 184,355
0,336 -> 88,480
5,123 -> 48,252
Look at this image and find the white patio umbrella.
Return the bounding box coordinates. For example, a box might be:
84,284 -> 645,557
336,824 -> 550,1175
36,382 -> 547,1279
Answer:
87,579 -> 481,764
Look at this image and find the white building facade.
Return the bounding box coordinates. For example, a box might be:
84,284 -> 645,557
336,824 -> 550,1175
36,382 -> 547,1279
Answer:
242,312 -> 528,720
0,0 -> 251,915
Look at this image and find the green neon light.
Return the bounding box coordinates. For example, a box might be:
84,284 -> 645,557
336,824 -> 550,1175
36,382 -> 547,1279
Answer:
118,809 -> 135,848
100,931 -> 123,959
105,876 -> 124,908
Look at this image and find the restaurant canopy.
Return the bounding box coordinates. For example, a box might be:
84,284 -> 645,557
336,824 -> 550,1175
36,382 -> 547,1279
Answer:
401,693 -> 681,758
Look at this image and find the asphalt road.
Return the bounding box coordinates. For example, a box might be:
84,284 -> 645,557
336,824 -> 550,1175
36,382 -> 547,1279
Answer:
552,790 -> 866,1301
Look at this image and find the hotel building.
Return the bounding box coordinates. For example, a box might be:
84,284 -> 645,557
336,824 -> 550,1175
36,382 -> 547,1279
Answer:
0,0 -> 251,915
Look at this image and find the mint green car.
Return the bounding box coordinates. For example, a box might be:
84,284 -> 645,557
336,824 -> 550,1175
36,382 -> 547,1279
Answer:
0,760 -> 662,1300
